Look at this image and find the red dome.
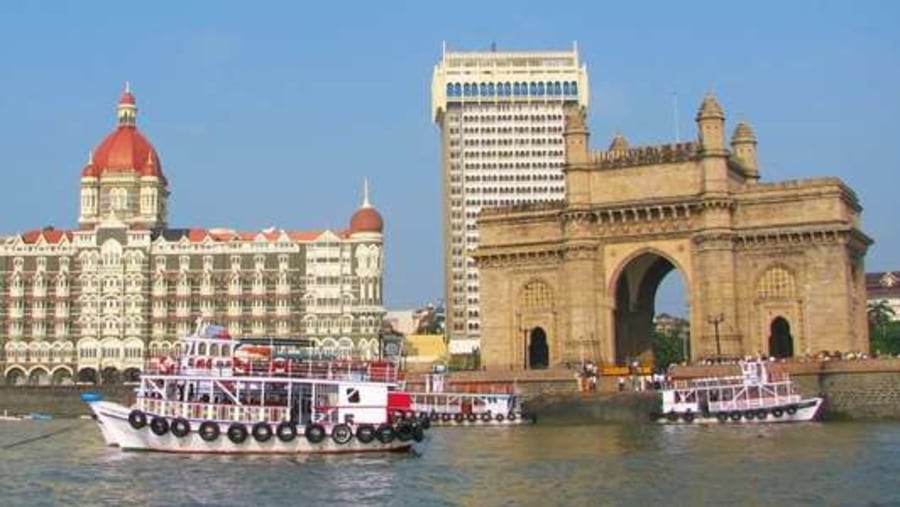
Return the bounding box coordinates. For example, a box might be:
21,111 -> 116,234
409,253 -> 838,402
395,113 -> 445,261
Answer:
82,127 -> 164,180
119,90 -> 136,105
82,88 -> 165,182
350,207 -> 384,234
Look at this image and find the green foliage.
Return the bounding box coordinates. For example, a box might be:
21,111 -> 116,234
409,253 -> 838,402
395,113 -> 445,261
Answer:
868,300 -> 899,356
448,351 -> 481,371
871,320 -> 900,357
651,328 -> 686,370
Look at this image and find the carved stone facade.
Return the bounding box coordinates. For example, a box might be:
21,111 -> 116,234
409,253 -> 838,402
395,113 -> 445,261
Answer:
474,94 -> 872,370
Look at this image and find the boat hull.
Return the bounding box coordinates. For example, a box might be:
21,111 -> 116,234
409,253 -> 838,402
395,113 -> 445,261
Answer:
87,401 -> 416,454
655,397 -> 824,425
424,412 -> 535,427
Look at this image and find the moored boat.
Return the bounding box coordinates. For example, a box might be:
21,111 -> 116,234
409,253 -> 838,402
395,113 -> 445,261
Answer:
83,323 -> 430,454
406,374 -> 534,426
656,359 -> 823,424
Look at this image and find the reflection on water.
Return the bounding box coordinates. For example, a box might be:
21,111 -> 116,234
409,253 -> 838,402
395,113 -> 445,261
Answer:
1,420 -> 898,506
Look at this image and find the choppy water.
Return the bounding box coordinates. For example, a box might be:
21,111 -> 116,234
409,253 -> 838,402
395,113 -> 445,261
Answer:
1,419 -> 898,506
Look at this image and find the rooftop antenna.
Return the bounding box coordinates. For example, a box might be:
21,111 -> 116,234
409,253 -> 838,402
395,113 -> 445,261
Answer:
442,40 -> 447,58
490,41 -> 497,52
672,92 -> 681,143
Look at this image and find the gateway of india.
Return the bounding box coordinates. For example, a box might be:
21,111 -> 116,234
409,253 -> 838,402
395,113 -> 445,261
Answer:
474,94 -> 872,370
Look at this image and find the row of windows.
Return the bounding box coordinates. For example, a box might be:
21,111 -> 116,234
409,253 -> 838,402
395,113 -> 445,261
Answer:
460,114 -> 564,123
459,138 -> 563,147
465,173 -> 564,183
457,150 -> 565,159
446,81 -> 579,98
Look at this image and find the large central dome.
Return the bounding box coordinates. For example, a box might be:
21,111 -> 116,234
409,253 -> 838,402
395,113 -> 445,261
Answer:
82,87 -> 165,182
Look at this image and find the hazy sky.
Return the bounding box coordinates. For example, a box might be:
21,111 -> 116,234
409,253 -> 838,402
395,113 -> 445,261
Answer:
1,1 -> 897,313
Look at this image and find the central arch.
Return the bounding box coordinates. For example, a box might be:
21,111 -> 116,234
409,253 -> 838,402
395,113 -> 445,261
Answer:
612,251 -> 685,366
528,327 -> 549,369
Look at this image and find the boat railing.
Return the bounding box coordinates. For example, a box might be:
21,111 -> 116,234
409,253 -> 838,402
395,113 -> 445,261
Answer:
408,392 -> 518,414
144,354 -> 400,383
137,398 -> 290,424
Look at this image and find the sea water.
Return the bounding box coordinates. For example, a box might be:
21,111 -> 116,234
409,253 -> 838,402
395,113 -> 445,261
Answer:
0,419 -> 898,506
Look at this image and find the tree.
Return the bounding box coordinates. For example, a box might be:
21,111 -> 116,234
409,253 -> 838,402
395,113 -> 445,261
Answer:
651,328 -> 686,370
868,300 -> 897,355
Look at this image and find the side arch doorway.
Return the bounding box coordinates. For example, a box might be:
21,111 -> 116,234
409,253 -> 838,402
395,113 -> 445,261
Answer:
768,316 -> 794,358
528,327 -> 549,369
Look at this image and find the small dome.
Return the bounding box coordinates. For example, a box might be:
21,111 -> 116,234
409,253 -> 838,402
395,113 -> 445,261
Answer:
119,90 -> 136,105
731,121 -> 756,143
696,93 -> 725,120
350,207 -> 384,234
349,179 -> 383,234
608,132 -> 629,151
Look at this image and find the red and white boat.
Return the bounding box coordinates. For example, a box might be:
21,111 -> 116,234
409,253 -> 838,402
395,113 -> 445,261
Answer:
406,374 -> 534,426
83,323 -> 429,454
657,359 -> 824,424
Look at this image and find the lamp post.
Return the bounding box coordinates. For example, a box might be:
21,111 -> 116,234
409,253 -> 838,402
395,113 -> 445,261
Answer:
707,313 -> 725,358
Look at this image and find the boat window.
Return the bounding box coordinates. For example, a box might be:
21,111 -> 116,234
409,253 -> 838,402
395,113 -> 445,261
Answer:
198,342 -> 207,356
345,388 -> 360,404
210,343 -> 220,357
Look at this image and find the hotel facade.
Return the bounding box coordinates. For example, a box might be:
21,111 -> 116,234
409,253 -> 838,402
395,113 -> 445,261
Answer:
431,44 -> 589,352
0,88 -> 386,385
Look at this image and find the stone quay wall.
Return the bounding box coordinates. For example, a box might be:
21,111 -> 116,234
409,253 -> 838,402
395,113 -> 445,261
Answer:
3,359 -> 898,420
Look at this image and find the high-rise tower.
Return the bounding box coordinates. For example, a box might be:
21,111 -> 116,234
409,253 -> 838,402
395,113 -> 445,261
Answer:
432,44 -> 589,352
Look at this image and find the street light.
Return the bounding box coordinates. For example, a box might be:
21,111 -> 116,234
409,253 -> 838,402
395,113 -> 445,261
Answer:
707,313 -> 725,358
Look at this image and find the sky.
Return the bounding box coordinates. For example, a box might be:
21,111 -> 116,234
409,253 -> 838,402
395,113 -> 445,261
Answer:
0,0 -> 898,314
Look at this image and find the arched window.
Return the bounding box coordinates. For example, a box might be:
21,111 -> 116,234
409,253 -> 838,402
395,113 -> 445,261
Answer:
519,280 -> 554,311
570,81 -> 578,95
446,83 -> 454,96
553,82 -> 562,95
503,82 -> 511,96
453,83 -> 461,96
757,266 -> 796,299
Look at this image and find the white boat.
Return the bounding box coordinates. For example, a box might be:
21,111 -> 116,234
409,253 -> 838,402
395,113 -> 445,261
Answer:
406,374 -> 534,426
657,359 -> 823,424
0,410 -> 24,422
83,323 -> 430,454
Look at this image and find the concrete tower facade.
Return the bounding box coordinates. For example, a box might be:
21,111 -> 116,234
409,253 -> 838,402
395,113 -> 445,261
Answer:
431,44 -> 590,352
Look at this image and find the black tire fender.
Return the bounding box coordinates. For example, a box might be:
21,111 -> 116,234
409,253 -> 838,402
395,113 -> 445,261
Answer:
227,423 -> 248,444
150,416 -> 169,436
331,423 -> 354,445
305,423 -> 326,444
171,417 -> 191,438
252,422 -> 273,443
276,422 -> 297,443
128,410 -> 147,430
199,421 -> 220,442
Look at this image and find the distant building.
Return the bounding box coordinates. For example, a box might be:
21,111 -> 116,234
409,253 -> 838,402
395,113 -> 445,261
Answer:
866,271 -> 900,320
0,87 -> 386,385
384,310 -> 416,336
653,313 -> 690,339
432,44 -> 590,353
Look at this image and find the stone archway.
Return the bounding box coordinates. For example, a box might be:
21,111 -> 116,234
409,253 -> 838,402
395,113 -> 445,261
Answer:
52,368 -> 74,386
77,368 -> 98,385
123,367 -> 141,383
28,367 -> 51,386
528,328 -> 549,369
768,316 -> 794,358
473,96 -> 872,371
5,367 -> 26,386
101,367 -> 120,384
612,252 -> 680,366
